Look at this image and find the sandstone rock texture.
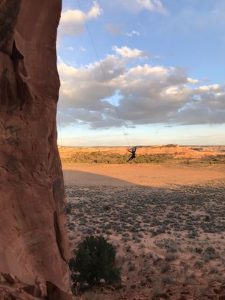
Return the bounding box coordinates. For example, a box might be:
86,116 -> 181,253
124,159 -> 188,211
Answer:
0,0 -> 72,299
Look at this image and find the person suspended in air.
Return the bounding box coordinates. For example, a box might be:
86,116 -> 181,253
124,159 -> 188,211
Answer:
127,146 -> 137,162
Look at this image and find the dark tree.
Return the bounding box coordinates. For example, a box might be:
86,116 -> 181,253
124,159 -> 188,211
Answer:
69,236 -> 120,289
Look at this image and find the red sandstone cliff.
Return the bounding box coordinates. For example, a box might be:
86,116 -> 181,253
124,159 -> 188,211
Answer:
0,0 -> 72,298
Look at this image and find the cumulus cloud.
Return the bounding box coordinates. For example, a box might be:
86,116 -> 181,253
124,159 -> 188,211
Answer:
58,47 -> 225,129
137,0 -> 167,14
59,1 -> 102,36
112,0 -> 167,14
113,46 -> 147,59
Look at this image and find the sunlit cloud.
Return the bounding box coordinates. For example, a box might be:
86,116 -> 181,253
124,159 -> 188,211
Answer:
59,1 -> 102,36
113,46 -> 147,59
58,47 -> 225,129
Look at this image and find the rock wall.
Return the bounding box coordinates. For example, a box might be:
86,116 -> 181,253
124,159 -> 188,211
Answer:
0,0 -> 72,298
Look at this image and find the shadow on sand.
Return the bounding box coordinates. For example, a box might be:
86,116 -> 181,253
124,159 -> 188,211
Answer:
63,165 -> 225,188
63,169 -> 136,186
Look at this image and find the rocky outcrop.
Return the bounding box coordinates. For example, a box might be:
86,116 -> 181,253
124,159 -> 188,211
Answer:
0,0 -> 72,299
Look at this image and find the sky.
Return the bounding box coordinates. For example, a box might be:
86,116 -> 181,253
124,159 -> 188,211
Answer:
57,0 -> 225,146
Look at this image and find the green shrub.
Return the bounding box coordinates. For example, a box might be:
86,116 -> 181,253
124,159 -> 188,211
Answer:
69,236 -> 120,290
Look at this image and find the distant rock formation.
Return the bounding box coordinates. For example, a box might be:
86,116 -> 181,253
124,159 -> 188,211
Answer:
0,0 -> 72,298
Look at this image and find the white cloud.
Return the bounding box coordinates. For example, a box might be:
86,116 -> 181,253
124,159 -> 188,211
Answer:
58,49 -> 225,128
113,46 -> 147,59
112,0 -> 167,14
59,1 -> 102,36
126,30 -> 141,37
79,46 -> 87,52
137,0 -> 167,14
197,84 -> 221,92
187,77 -> 199,84
66,46 -> 74,51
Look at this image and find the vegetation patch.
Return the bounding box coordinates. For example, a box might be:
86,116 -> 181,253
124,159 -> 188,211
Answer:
69,236 -> 121,293
62,152 -> 174,164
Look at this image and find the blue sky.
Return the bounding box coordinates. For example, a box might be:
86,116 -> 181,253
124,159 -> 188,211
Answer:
57,0 -> 225,146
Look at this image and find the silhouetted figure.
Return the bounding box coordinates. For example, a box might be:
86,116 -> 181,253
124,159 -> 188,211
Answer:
127,146 -> 137,162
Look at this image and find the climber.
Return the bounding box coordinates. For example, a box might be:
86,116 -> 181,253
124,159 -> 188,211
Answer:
127,146 -> 137,162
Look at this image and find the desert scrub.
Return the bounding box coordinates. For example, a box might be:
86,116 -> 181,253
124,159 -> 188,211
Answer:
154,238 -> 178,253
202,246 -> 218,262
69,236 -> 121,292
61,152 -> 174,164
165,253 -> 178,262
194,260 -> 204,269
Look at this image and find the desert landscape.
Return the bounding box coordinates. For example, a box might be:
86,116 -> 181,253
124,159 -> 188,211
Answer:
61,146 -> 225,300
1,1 -> 224,299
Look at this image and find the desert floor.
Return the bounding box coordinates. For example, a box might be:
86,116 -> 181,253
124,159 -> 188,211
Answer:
64,163 -> 225,300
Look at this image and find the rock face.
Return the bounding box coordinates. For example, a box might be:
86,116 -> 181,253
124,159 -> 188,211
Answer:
0,0 -> 72,298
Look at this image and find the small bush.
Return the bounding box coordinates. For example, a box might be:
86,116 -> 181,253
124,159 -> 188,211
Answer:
69,236 -> 121,290
65,203 -> 72,215
165,253 -> 177,262
202,246 -> 218,262
194,260 -> 204,269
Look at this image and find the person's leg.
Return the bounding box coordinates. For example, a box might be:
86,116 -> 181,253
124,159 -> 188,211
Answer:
127,155 -> 133,162
128,155 -> 135,162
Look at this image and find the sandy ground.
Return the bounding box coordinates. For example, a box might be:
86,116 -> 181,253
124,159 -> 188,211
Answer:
64,163 -> 225,300
63,163 -> 225,187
